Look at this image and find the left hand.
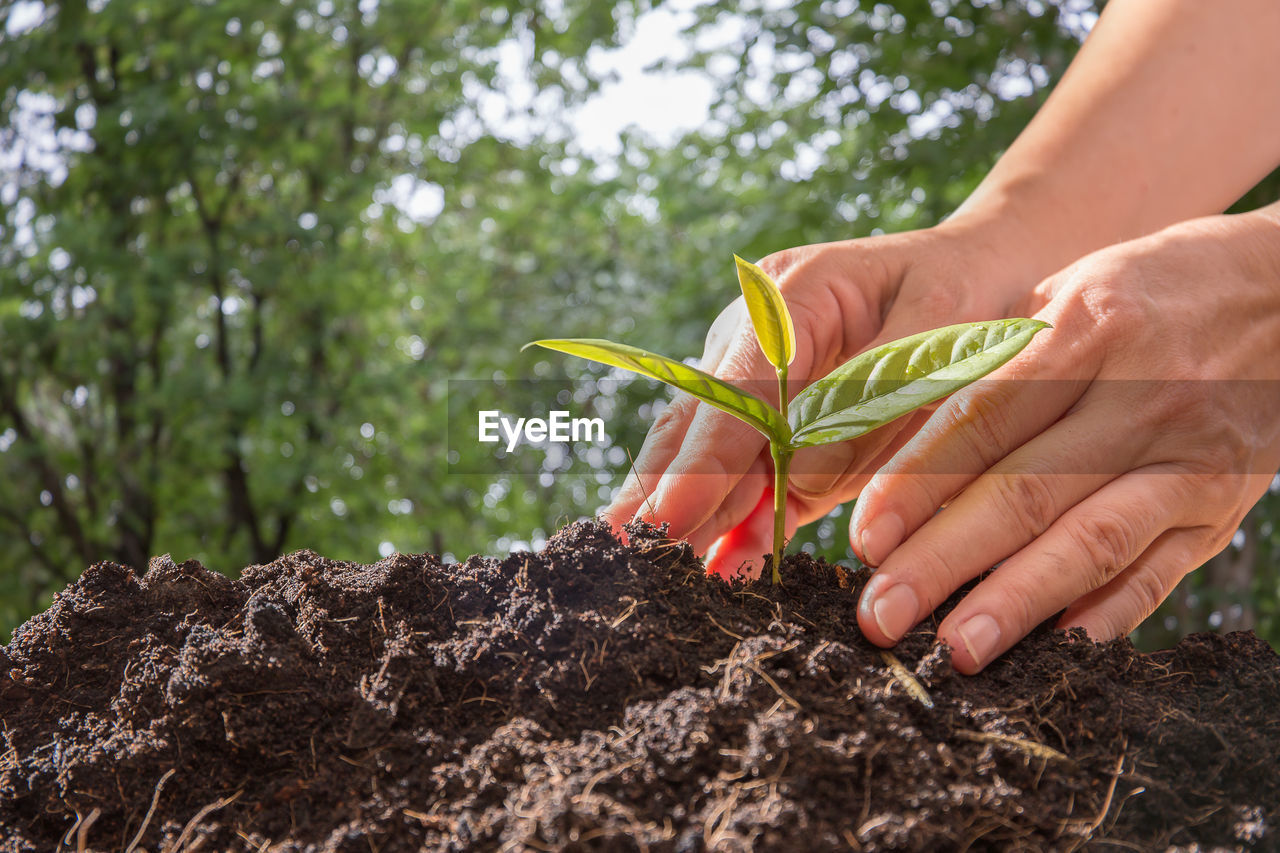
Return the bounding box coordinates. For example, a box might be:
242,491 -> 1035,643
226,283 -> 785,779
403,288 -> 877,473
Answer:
850,206 -> 1280,672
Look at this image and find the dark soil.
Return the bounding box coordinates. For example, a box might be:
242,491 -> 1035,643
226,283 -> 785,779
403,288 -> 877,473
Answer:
2,520 -> 1278,852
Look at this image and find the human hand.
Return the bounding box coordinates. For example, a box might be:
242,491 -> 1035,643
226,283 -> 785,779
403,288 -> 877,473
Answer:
603,216 -> 1047,575
851,206 -> 1280,672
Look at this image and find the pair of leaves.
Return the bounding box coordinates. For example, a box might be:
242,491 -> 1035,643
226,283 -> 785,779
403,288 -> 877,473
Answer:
526,256 -> 1048,451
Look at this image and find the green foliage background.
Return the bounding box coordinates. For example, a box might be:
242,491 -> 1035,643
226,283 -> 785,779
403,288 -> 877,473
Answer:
2,0 -> 1276,647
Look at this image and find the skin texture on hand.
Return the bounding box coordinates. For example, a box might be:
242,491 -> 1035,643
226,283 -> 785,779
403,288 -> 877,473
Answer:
853,205 -> 1280,672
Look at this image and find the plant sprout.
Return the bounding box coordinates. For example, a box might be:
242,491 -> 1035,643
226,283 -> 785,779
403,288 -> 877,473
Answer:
526,255 -> 1048,582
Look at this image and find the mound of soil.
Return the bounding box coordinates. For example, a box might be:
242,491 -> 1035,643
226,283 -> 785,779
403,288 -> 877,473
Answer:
2,520 -> 1277,851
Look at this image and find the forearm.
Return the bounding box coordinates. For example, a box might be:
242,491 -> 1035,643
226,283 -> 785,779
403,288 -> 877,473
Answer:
950,0 -> 1280,293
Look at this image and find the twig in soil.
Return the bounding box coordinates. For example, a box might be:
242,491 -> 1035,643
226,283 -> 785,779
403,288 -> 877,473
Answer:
703,786 -> 741,849
76,807 -> 101,853
125,767 -> 176,852
955,730 -> 1072,765
705,643 -> 737,695
170,789 -> 243,852
707,613 -> 744,641
731,589 -> 773,605
578,647 -> 598,690
739,751 -> 789,792
581,756 -> 645,798
1103,786 -> 1146,837
746,662 -> 801,711
751,641 -> 800,664
1063,751 -> 1126,851
60,809 -> 89,850
858,741 -> 885,829
707,641 -> 802,709
880,650 -> 933,709
609,597 -> 646,629
403,808 -> 450,829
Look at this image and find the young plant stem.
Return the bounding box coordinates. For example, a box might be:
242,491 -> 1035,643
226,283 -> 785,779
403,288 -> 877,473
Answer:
770,445 -> 792,584
771,366 -> 791,583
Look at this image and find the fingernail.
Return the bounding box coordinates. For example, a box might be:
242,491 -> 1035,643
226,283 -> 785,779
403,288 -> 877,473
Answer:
789,471 -> 839,497
870,582 -> 919,642
787,452 -> 840,496
955,614 -> 1002,668
859,512 -> 904,567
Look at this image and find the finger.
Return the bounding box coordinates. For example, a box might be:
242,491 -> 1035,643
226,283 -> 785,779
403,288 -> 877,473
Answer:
929,468 -> 1195,673
704,488 -> 806,580
602,392 -> 703,531
790,408 -> 933,504
1056,527 -> 1210,641
853,396 -> 1156,648
684,455 -> 770,555
850,370 -> 1091,567
644,403 -> 770,539
602,302 -> 749,530
789,420 -> 908,499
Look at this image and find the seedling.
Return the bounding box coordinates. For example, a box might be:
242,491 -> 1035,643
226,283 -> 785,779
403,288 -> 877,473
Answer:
526,255 -> 1048,582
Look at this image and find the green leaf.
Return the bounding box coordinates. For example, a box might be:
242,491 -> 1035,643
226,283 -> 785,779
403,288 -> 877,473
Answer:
525,338 -> 788,440
734,255 -> 795,370
787,319 -> 1050,447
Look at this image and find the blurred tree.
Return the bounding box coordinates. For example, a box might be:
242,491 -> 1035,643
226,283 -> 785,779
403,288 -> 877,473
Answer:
0,0 -> 656,629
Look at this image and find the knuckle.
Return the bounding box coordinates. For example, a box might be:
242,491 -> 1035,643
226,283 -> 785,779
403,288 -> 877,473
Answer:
945,390 -> 1016,467
1203,522 -> 1238,558
713,340 -> 774,398
902,540 -> 959,612
1092,563 -> 1177,641
1182,418 -> 1252,476
717,339 -> 757,377
989,573 -> 1042,637
1067,510 -> 1143,587
1147,381 -> 1204,427
651,394 -> 696,433
1129,565 -> 1175,625
1056,263 -> 1152,347
757,247 -> 798,276
680,442 -> 732,481
789,472 -> 842,500
1078,260 -> 1147,320
994,471 -> 1060,538
1189,473 -> 1244,517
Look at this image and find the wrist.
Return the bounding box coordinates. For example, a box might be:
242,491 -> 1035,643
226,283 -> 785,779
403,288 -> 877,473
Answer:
1229,202 -> 1280,288
940,170 -> 1150,305
1158,203 -> 1280,286
926,200 -> 1071,315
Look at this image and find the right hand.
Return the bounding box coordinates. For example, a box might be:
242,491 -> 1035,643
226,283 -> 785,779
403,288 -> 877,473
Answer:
602,217 -> 1044,576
